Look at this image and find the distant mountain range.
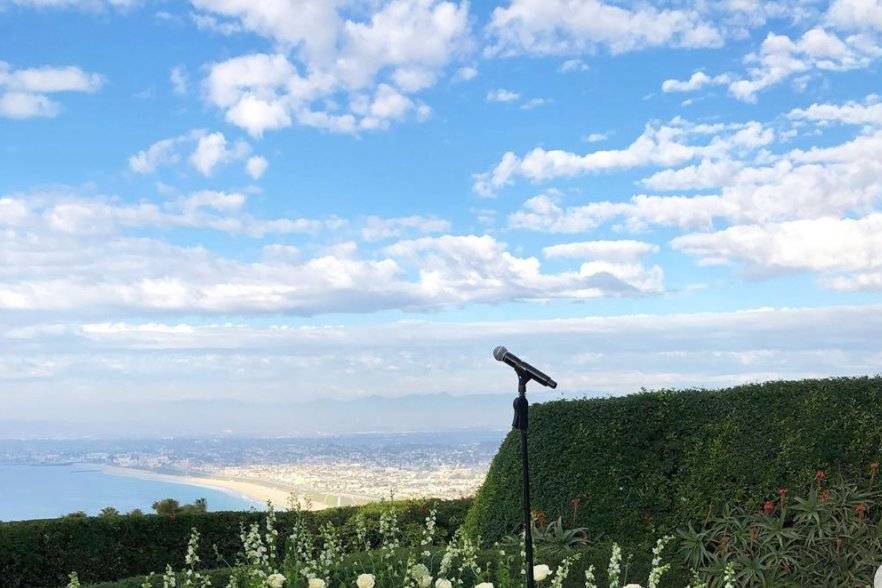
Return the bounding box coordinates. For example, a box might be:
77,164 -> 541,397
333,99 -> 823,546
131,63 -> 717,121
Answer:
0,390 -> 587,439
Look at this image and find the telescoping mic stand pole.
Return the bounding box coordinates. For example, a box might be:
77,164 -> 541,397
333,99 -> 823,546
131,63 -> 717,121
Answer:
513,369 -> 535,588
493,346 -> 557,588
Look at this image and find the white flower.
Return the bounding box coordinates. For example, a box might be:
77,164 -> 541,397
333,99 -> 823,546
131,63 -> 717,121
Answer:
533,564 -> 551,582
266,574 -> 286,588
418,576 -> 433,588
623,585 -> 643,588
308,579 -> 326,588
356,574 -> 375,588
875,564 -> 882,588
475,583 -> 494,588
435,579 -> 453,588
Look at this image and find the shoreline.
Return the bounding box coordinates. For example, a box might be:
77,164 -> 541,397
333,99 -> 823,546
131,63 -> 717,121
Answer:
99,465 -> 331,511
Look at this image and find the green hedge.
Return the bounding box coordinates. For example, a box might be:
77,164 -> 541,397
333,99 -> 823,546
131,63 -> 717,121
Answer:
0,498 -> 471,588
465,376 -> 882,544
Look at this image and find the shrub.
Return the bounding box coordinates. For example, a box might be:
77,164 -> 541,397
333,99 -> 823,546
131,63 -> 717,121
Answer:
175,498 -> 690,588
465,377 -> 882,545
0,498 -> 470,587
680,470 -> 882,587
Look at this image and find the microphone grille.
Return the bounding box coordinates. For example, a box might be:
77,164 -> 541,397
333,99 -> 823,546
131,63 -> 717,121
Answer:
492,346 -> 508,361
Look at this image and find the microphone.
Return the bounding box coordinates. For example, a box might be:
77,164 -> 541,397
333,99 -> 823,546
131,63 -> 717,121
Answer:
493,346 -> 557,388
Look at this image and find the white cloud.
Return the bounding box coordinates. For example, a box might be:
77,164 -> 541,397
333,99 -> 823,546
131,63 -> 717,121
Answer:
641,158 -> 743,191
0,61 -> 103,119
508,121 -> 882,236
485,0 -> 723,57
128,133 -> 191,174
828,0 -> 882,32
197,0 -> 471,136
474,119 -> 773,195
7,0 -> 138,9
662,70 -> 730,92
662,24 -> 882,102
361,215 -> 451,241
0,199 -> 665,316
383,234 -> 664,302
788,94 -> 882,126
521,97 -> 549,109
584,132 -> 608,143
190,131 -> 250,176
509,191 -> 735,233
169,65 -> 189,95
486,88 -> 519,102
453,66 -> 478,81
731,29 -> 866,101
0,92 -> 59,118
0,190 -> 339,239
672,215 -> 882,289
559,59 -> 589,73
5,303 -> 882,411
543,240 -> 659,262
129,129 -> 258,177
245,155 -> 269,179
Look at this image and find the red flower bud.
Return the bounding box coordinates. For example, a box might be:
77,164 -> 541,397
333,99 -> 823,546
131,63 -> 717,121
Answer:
856,502 -> 867,520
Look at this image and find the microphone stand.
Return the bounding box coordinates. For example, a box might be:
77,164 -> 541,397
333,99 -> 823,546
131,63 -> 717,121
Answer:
512,369 -> 535,588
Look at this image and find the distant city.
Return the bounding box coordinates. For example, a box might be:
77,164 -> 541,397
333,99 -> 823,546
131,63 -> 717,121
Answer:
0,431 -> 504,506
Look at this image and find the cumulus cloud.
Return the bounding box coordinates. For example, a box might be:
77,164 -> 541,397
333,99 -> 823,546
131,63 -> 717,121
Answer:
672,215 -> 882,289
196,0 -> 471,136
8,0 -> 138,9
0,190 -> 340,238
828,0 -> 882,32
361,215 -> 451,241
662,71 -> 731,92
474,119 -> 774,196
484,0 -> 723,56
129,129 -> 258,177
486,88 -> 519,102
543,240 -> 659,262
245,155 -> 269,179
190,132 -> 250,176
0,195 -> 664,316
509,121 -> 882,232
169,65 -> 189,95
788,94 -> 882,126
664,28 -> 882,102
0,61 -> 103,119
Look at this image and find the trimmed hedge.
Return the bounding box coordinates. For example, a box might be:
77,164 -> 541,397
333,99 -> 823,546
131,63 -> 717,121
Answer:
465,376 -> 882,544
0,498 -> 471,588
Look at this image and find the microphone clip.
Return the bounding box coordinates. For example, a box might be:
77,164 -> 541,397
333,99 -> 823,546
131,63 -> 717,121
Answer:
512,369 -> 530,431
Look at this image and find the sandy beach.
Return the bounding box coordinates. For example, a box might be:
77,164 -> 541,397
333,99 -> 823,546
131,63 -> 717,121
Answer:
100,465 -> 330,510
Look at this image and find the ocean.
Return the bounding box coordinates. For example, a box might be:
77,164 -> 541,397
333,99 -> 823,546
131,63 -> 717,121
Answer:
0,464 -> 259,522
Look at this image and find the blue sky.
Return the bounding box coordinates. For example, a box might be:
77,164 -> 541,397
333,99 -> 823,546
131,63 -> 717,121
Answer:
2,0 -> 882,434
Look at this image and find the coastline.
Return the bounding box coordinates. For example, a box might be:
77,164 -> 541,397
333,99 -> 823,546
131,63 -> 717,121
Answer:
99,465 -> 330,510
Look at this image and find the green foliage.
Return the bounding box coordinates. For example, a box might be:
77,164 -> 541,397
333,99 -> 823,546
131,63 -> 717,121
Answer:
150,497 -> 207,517
85,568 -> 233,588
0,498 -> 471,588
501,516 -> 589,555
680,474 -> 882,587
87,545 -> 694,588
98,508 -> 121,519
151,499 -> 181,516
465,377 -> 882,546
531,516 -> 590,551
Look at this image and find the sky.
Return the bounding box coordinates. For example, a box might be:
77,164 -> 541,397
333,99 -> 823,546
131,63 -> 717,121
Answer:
2,0 -> 882,435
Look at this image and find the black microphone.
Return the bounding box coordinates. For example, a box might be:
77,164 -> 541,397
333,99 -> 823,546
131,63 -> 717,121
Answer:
493,346 -> 557,388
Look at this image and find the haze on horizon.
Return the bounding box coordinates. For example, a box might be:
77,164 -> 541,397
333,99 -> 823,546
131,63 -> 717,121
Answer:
3,0 -> 882,437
